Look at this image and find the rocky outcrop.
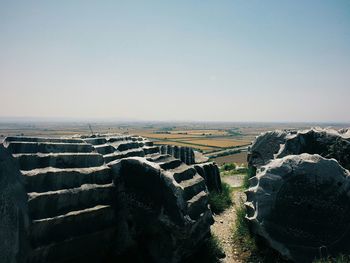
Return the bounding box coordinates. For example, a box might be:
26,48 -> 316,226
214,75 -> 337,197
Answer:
0,145 -> 29,263
339,128 -> 350,138
193,162 -> 222,193
276,128 -> 350,170
246,128 -> 350,262
2,136 -> 116,263
247,130 -> 288,169
245,154 -> 350,262
109,156 -> 213,262
159,145 -> 195,165
0,135 -> 214,263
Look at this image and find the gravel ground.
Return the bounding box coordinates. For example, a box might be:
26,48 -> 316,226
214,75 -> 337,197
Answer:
221,174 -> 244,188
211,175 -> 245,263
211,189 -> 246,263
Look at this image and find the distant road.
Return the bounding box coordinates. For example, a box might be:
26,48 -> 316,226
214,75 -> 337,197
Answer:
204,145 -> 250,158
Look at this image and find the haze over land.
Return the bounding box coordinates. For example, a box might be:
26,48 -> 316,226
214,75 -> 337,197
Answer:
1,1 -> 350,122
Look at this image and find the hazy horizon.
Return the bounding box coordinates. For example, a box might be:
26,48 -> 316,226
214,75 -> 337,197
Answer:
1,1 -> 349,122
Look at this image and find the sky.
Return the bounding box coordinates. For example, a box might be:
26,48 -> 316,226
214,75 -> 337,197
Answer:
0,0 -> 349,122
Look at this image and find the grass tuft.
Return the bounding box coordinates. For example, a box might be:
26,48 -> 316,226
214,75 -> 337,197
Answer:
232,199 -> 288,262
208,182 -> 233,214
232,200 -> 256,252
243,166 -> 256,189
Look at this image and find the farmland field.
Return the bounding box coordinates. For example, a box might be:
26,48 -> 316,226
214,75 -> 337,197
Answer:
181,139 -> 251,148
211,152 -> 248,166
131,132 -> 201,140
153,140 -> 215,151
129,126 -> 255,153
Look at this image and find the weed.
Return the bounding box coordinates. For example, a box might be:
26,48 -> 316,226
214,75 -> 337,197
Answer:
208,182 -> 233,214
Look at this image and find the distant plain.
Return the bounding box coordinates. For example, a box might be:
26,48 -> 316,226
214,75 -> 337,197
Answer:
1,121 -> 348,165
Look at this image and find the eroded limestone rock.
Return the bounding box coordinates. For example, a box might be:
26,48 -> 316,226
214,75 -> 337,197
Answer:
246,154 -> 350,262
248,130 -> 288,169
0,135 -> 214,263
193,162 -> 222,193
0,145 -> 29,263
159,145 -> 195,165
276,128 -> 350,170
109,156 -> 213,262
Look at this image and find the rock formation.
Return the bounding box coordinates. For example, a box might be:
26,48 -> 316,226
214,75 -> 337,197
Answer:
0,134 -> 218,263
246,154 -> 350,262
0,145 -> 29,263
193,162 -> 222,193
110,156 -> 213,262
246,128 -> 350,262
159,145 -> 195,165
276,128 -> 350,170
247,130 -> 288,169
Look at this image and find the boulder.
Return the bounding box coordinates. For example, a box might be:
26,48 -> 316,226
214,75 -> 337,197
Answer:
339,128 -> 350,139
247,130 -> 288,169
276,128 -> 350,170
245,154 -> 350,262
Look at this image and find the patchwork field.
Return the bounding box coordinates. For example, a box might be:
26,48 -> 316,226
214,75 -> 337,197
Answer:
129,126 -> 255,154
1,121 -> 337,157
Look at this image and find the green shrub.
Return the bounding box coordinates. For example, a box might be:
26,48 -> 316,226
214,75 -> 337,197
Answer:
208,182 -> 233,214
220,163 -> 236,172
232,200 -> 256,252
243,166 -> 256,189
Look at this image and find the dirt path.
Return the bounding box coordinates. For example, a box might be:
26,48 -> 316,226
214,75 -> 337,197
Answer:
211,176 -> 245,263
221,174 -> 244,188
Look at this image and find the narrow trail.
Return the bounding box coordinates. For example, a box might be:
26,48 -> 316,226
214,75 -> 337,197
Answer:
211,175 -> 246,263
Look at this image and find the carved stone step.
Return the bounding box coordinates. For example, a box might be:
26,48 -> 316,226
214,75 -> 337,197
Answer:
158,159 -> 183,170
28,183 -> 115,220
142,146 -> 159,155
94,144 -> 115,155
6,141 -> 93,154
14,153 -> 104,170
169,164 -> 197,183
4,136 -> 83,144
22,166 -> 111,193
103,148 -> 145,163
112,141 -> 143,151
179,174 -> 207,201
83,137 -> 107,145
28,227 -> 117,263
29,205 -> 116,248
187,191 -> 209,220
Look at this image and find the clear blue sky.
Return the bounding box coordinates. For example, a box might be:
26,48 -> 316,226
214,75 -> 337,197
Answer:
1,1 -> 349,122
